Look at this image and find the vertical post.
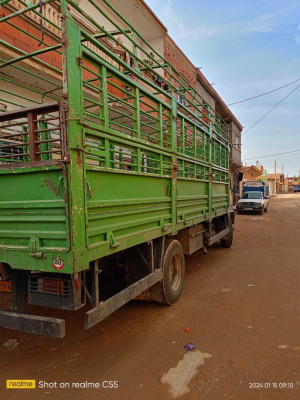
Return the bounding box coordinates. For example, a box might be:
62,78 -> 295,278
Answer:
168,65 -> 174,99
131,32 -> 139,72
39,119 -> 51,161
171,97 -> 177,234
208,122 -> 213,235
133,87 -> 140,138
61,0 -> 88,271
193,125 -> 196,158
100,65 -> 109,129
27,112 -> 38,163
274,160 -> 277,195
158,102 -> 163,147
133,86 -> 141,173
22,126 -> 29,163
91,260 -> 99,308
180,117 -> 184,153
101,66 -> 110,169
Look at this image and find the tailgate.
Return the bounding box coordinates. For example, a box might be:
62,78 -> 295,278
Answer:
0,166 -> 71,272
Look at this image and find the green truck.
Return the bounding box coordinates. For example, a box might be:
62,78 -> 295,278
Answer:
0,0 -> 234,337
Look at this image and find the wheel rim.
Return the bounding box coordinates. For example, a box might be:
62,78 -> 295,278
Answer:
169,253 -> 182,292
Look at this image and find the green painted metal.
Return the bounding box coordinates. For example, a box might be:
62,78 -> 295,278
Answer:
0,0 -> 230,275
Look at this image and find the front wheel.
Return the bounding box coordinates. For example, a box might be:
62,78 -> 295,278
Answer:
160,240 -> 185,305
260,207 -> 264,215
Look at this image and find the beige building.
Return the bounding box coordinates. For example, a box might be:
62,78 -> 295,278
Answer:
242,164 -> 264,182
284,176 -> 300,192
267,173 -> 284,194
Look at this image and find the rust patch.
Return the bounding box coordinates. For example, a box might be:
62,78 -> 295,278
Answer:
43,179 -> 57,194
172,160 -> 178,179
172,167 -> 177,179
76,153 -> 82,169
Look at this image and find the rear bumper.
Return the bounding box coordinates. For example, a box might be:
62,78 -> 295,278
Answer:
0,310 -> 65,338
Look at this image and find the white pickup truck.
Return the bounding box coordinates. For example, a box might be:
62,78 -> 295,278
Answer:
236,191 -> 269,215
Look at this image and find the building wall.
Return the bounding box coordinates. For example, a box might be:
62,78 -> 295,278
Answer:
283,176 -> 300,192
229,122 -> 242,166
242,166 -> 263,182
267,174 -> 284,193
164,35 -> 196,87
196,79 -> 215,110
284,176 -> 300,185
268,174 -> 284,184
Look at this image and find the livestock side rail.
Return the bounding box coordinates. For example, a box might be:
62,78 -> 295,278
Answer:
0,0 -> 233,337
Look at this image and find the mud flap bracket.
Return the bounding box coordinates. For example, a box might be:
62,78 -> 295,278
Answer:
85,269 -> 163,329
0,310 -> 65,338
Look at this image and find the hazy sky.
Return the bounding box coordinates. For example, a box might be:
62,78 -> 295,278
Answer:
145,0 -> 300,177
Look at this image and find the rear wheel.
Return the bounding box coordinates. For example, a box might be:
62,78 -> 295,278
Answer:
220,218 -> 233,248
161,240 -> 185,305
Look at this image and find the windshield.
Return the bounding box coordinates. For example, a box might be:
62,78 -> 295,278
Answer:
242,192 -> 263,199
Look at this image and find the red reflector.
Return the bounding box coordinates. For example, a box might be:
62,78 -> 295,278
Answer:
43,280 -> 60,294
75,280 -> 80,290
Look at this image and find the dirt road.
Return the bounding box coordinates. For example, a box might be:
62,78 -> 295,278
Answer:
0,193 -> 299,400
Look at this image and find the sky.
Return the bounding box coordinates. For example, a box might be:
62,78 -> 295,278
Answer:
145,0 -> 300,177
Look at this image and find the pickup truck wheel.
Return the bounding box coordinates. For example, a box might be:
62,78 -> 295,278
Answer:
220,218 -> 233,248
161,240 -> 185,305
260,207 -> 264,215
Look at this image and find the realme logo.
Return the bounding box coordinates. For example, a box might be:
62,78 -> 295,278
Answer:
6,380 -> 36,389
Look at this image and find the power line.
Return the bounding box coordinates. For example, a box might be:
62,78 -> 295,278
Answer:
250,152 -> 300,163
243,149 -> 300,161
242,84 -> 300,136
227,78 -> 300,106
266,153 -> 300,163
263,155 -> 300,168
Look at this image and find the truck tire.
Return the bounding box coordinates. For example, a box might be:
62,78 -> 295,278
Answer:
260,207 -> 264,215
161,240 -> 185,305
220,218 -> 233,248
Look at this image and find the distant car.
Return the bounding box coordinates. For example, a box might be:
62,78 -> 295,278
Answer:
294,185 -> 300,193
236,191 -> 269,215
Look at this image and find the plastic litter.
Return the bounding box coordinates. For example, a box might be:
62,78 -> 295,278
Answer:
184,343 -> 196,351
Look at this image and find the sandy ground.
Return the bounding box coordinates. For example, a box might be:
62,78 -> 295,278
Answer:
0,193 -> 299,400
